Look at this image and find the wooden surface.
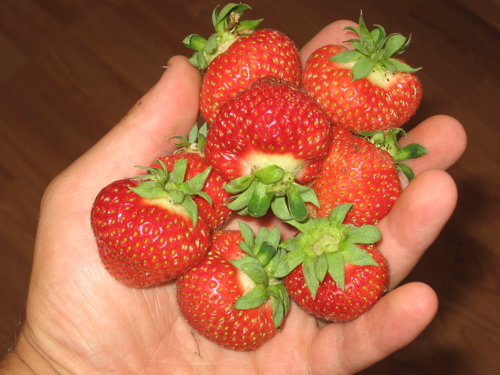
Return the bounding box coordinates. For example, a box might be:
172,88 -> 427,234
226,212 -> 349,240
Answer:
1,0 -> 499,373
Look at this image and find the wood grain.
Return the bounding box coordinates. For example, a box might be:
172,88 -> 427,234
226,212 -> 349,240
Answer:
1,0 -> 499,373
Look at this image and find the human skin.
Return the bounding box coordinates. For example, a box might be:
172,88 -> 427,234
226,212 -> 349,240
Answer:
0,20 -> 466,375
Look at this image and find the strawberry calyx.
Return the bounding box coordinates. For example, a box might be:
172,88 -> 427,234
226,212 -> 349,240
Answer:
170,122 -> 208,155
129,158 -> 212,227
224,165 -> 319,222
183,3 -> 263,70
231,222 -> 290,328
330,11 -> 421,81
275,203 -> 381,298
358,128 -> 429,181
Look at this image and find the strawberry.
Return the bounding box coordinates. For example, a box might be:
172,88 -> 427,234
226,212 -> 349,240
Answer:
204,76 -> 332,222
307,126 -> 401,226
302,12 -> 422,132
183,3 -> 302,124
177,222 -> 289,351
275,203 -> 389,323
90,158 -> 212,287
154,124 -> 234,231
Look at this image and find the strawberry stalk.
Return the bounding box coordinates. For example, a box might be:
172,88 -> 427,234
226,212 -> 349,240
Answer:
224,166 -> 319,222
330,11 -> 421,81
183,3 -> 263,69
358,128 -> 429,181
275,203 -> 381,298
170,122 -> 208,155
130,158 -> 212,227
231,222 -> 290,328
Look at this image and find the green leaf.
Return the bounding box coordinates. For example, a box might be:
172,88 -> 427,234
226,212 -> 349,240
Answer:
303,257 -> 320,298
168,190 -> 185,205
397,143 -> 429,162
352,56 -> 377,80
326,252 -> 346,290
371,25 -> 386,46
253,165 -> 285,184
195,52 -> 207,70
253,226 -> 267,251
129,180 -> 166,200
268,284 -> 289,328
388,58 -> 421,73
341,244 -> 378,266
185,166 -> 212,193
248,182 -> 272,217
267,247 -> 286,274
283,216 -> 318,234
224,175 -> 255,193
287,184 -> 308,222
328,203 -> 353,225
279,237 -> 300,252
182,34 -> 206,51
233,284 -> 268,310
237,19 -> 263,32
314,254 -> 328,283
238,221 -> 255,250
397,162 -> 415,181
330,49 -> 362,64
226,179 -> 258,211
203,34 -> 219,54
195,191 -> 212,206
238,241 -> 254,256
298,185 -> 320,207
266,226 -> 282,250
271,196 -> 293,221
345,224 -> 381,244
231,257 -> 268,285
181,195 -> 199,228
255,243 -> 276,268
215,3 -> 251,28
384,33 -> 407,57
170,158 -> 188,183
274,249 -> 307,278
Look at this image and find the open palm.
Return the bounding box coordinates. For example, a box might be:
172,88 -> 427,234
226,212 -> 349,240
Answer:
7,21 -> 466,375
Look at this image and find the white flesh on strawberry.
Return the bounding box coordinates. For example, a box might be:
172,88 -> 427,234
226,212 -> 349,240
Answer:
244,151 -> 305,176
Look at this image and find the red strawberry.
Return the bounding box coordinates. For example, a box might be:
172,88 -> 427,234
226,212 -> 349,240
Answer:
177,222 -> 289,351
204,76 -> 332,222
91,158 -> 211,287
275,203 -> 389,323
154,124 -> 234,231
307,126 -> 401,226
302,12 -> 422,132
183,3 -> 302,124
283,244 -> 388,323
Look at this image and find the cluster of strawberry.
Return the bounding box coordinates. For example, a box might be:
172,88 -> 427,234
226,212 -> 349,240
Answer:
90,4 -> 427,351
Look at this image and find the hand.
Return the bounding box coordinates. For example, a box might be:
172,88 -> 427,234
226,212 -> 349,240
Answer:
0,21 -> 466,375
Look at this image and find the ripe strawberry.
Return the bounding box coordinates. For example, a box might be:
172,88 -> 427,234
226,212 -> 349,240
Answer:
177,222 -> 289,351
183,3 -> 302,124
91,158 -> 211,287
307,126 -> 401,226
204,76 -> 332,222
302,12 -> 422,132
154,124 -> 234,231
275,203 -> 389,323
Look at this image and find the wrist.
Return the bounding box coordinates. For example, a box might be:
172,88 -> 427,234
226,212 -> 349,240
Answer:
0,331 -> 57,375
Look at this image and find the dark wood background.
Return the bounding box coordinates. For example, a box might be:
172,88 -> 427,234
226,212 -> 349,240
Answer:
1,0 -> 499,373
